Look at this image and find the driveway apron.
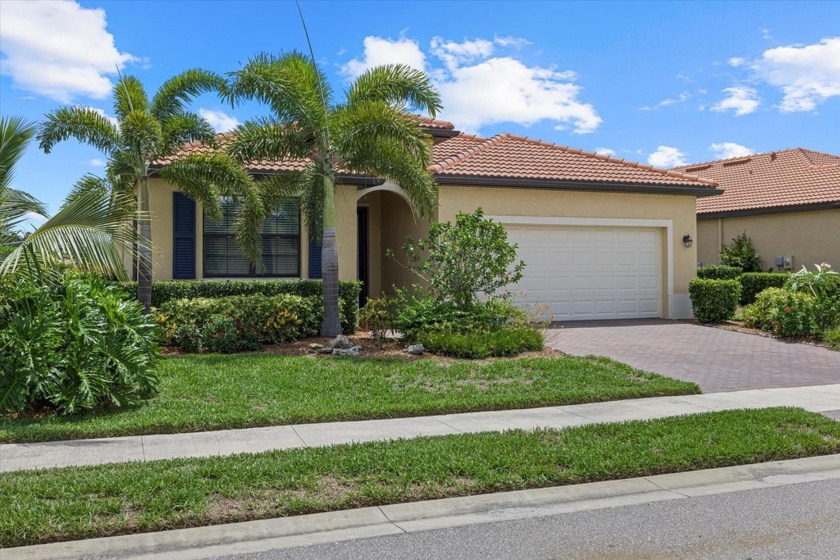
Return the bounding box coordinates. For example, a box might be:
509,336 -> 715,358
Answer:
546,320 -> 840,393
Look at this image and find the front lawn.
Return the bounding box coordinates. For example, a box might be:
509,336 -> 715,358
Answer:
2,407 -> 838,547
0,355 -> 699,443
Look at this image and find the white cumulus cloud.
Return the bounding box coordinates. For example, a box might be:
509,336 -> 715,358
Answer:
709,142 -> 755,159
595,147 -> 616,156
0,0 -> 137,102
341,35 -> 602,134
648,146 -> 687,168
712,86 -> 760,116
752,37 -> 840,112
728,57 -> 745,67
639,91 -> 691,111
198,109 -> 240,133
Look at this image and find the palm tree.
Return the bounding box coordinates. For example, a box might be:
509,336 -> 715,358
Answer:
225,53 -> 442,335
0,117 -> 47,251
37,71 -> 265,313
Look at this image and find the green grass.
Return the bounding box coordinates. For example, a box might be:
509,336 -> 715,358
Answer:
3,407 -> 839,547
0,355 -> 699,443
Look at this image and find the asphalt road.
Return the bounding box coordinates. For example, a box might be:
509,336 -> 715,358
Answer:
217,478 -> 840,560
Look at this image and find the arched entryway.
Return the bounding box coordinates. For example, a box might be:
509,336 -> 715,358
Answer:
356,182 -> 430,301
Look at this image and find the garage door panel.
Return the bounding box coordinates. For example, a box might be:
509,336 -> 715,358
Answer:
507,225 -> 663,321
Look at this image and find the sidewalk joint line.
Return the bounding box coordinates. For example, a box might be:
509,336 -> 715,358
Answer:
290,425 -> 308,447
432,417 -> 463,433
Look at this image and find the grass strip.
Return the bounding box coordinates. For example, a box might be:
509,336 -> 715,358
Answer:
0,355 -> 699,443
3,407 -> 839,547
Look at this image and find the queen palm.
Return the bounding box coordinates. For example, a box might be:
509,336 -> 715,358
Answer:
225,53 -> 442,335
37,71 -> 265,313
0,117 -> 47,253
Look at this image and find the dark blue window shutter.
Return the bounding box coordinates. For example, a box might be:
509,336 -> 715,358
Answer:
173,192 -> 196,279
308,239 -> 322,279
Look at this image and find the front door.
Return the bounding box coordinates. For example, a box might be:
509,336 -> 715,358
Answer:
357,206 -> 369,308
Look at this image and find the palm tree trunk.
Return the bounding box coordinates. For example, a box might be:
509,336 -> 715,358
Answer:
321,171 -> 342,336
137,176 -> 153,314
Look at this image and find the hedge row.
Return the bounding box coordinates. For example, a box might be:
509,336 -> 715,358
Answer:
118,280 -> 362,333
739,273 -> 789,305
697,265 -> 742,280
688,278 -> 741,324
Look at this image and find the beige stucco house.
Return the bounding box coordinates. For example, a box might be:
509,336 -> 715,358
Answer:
674,149 -> 840,272
141,118 -> 719,321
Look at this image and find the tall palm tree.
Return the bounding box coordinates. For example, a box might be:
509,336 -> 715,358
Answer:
225,53 -> 442,335
37,71 -> 265,313
0,116 -> 141,279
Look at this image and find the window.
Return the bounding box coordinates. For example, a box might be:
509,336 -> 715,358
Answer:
204,198 -> 300,278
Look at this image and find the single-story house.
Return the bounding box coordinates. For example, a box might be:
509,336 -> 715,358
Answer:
674,148 -> 840,271
141,118 -> 720,320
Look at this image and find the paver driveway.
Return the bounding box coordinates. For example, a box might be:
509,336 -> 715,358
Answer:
546,320 -> 840,393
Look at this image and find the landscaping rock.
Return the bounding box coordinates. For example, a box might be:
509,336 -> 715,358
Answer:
328,335 -> 353,349
406,344 -> 425,355
332,346 -> 362,357
317,347 -> 334,355
308,343 -> 324,353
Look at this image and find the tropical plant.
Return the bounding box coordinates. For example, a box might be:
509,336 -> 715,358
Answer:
720,231 -> 762,272
36,71 -> 265,313
224,52 -> 442,335
0,117 -> 47,255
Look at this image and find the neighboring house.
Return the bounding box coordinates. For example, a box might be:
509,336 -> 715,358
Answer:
142,118 -> 719,321
674,149 -> 840,271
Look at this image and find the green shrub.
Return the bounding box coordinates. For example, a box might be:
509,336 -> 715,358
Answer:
720,231 -> 762,272
394,296 -> 527,343
0,274 -> 159,415
743,288 -> 816,337
360,297 -> 398,347
739,272 -> 789,305
812,296 -> 840,334
697,265 -> 742,280
418,327 -> 544,359
155,294 -> 320,350
118,280 -> 362,333
787,263 -> 840,299
174,323 -> 202,353
688,278 -> 741,324
201,314 -> 261,354
824,327 -> 840,350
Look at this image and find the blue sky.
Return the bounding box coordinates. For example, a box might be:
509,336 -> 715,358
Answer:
2,0 -> 839,219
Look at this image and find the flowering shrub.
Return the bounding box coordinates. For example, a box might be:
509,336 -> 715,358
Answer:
202,314 -> 260,354
743,288 -> 815,337
787,263 -> 840,299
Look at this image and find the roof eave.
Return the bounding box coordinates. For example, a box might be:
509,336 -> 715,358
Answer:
433,175 -> 722,197
698,201 -> 840,219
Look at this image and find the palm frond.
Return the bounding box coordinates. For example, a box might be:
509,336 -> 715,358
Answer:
0,187 -> 48,236
120,110 -> 163,163
113,75 -> 149,122
347,64 -> 442,116
0,116 -> 37,189
37,107 -> 121,156
225,117 -> 312,163
257,167 -> 321,239
159,112 -> 217,156
62,174 -> 110,208
1,190 -> 143,280
151,69 -> 226,121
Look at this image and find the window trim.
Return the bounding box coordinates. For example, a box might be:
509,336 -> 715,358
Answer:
202,200 -> 302,279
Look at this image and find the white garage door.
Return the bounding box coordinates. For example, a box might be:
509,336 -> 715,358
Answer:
506,225 -> 662,321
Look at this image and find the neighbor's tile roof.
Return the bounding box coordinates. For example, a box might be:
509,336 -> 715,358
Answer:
431,133 -> 718,188
156,122 -> 716,189
673,148 -> 840,215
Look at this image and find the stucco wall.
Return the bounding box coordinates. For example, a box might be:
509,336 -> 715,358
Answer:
438,186 -> 700,318
697,208 -> 840,271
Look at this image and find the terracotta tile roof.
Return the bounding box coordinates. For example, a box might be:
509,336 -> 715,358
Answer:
430,134 -> 718,188
155,120 -> 717,191
673,148 -> 840,215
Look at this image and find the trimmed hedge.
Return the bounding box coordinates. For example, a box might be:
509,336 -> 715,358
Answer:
689,278 -> 741,324
697,265 -> 742,280
119,280 -> 361,334
418,327 -> 544,359
739,272 -> 789,305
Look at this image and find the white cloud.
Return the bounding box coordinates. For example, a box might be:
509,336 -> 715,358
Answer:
761,28 -> 773,40
198,109 -> 240,133
728,57 -> 745,67
648,146 -> 687,168
711,86 -> 760,116
639,91 -> 691,111
89,158 -> 106,168
752,37 -> 840,112
595,147 -> 616,157
709,142 -> 755,159
341,35 -> 602,134
0,0 -> 137,102
493,35 -> 531,48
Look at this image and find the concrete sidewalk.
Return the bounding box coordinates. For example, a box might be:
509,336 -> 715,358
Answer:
3,384 -> 840,473
6,453 -> 840,560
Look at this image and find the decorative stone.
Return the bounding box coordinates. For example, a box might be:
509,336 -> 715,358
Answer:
332,346 -> 361,357
406,344 -> 425,355
318,347 -> 334,354
308,343 -> 324,351
328,335 -> 353,349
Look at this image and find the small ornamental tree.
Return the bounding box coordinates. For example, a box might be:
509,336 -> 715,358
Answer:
720,231 -> 762,272
394,208 -> 525,307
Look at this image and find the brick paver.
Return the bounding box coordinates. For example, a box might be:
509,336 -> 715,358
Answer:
546,320 -> 840,392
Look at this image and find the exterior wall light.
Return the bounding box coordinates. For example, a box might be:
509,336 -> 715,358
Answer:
683,234 -> 693,248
